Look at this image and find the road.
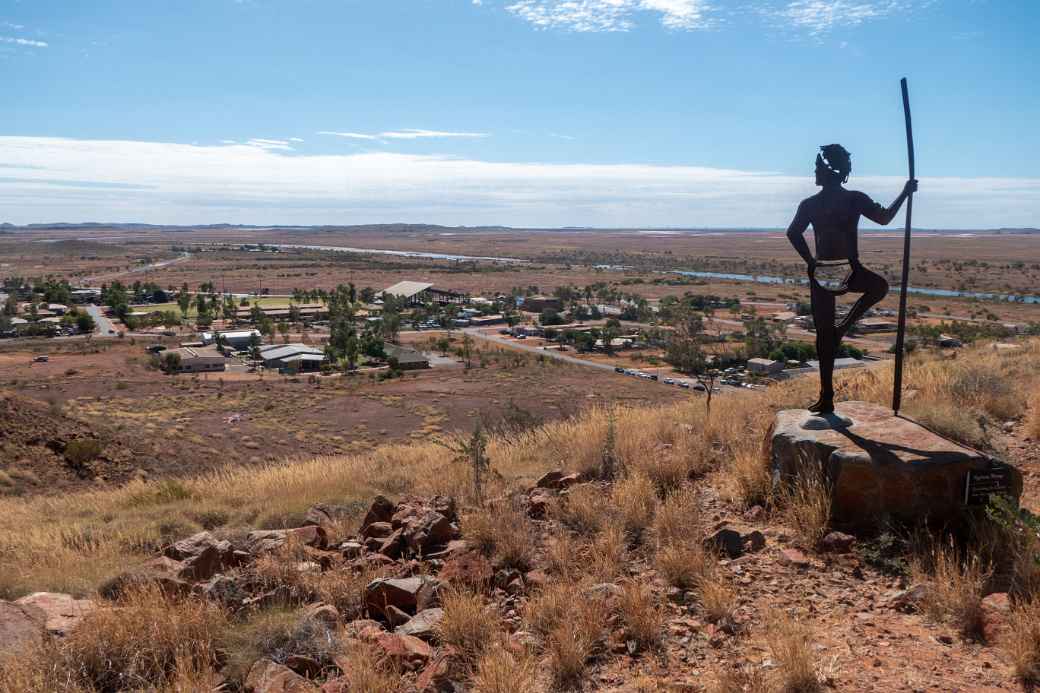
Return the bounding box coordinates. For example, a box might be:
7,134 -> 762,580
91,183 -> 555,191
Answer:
462,327 -> 618,372
83,252 -> 192,285
84,304 -> 119,336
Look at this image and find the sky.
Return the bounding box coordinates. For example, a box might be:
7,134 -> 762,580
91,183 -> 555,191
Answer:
0,0 -> 1037,228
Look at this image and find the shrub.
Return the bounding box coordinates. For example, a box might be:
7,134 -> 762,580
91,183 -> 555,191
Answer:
436,589 -> 501,663
553,483 -> 609,535
471,646 -> 539,693
463,503 -> 536,572
765,611 -> 820,693
617,581 -> 663,651
220,605 -> 340,683
611,472 -> 657,539
779,465 -> 831,547
546,597 -> 608,689
64,438 -> 102,467
911,542 -> 990,640
1006,600 -> 1040,684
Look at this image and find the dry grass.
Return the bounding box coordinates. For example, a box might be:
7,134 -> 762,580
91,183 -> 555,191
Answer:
545,597 -> 609,689
463,502 -> 537,571
611,471 -> 658,539
0,585 -> 226,693
0,340 -> 1036,599
544,531 -> 584,580
653,485 -> 700,546
220,605 -> 339,683
587,521 -> 628,582
471,646 -> 540,693
336,640 -> 403,692
1028,390 -> 1040,440
553,482 -> 610,535
709,665 -> 771,693
524,581 -> 579,638
911,541 -> 991,640
1005,599 -> 1040,684
617,581 -> 664,651
436,589 -> 502,663
765,611 -> 821,693
778,465 -> 832,548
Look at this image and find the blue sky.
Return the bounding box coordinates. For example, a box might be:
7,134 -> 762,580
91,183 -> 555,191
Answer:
0,0 -> 1037,228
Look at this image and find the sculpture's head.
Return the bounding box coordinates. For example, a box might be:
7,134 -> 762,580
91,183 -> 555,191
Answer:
815,144 -> 851,186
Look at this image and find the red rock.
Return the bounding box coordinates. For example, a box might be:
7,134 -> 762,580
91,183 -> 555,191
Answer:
526,488 -> 553,519
0,600 -> 46,652
980,592 -> 1011,643
770,401 -> 1024,527
819,531 -> 856,554
163,531 -> 238,580
778,548 -> 811,568
299,602 -> 340,628
396,608 -> 444,641
320,677 -> 350,693
340,541 -> 363,559
371,632 -> 432,670
246,526 -> 328,554
415,646 -> 458,691
439,552 -> 493,587
98,556 -> 193,600
365,576 -> 440,620
385,604 -> 412,627
360,495 -> 396,531
704,523 -> 766,559
13,592 -> 95,637
245,658 -> 318,692
377,529 -> 405,558
362,521 -> 394,539
535,470 -> 565,489
285,654 -> 322,678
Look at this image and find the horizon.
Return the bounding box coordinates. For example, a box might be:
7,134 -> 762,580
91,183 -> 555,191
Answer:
1,1 -> 1037,228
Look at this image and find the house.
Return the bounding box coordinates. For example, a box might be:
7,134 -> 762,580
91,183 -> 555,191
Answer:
384,343 -> 430,370
747,358 -> 784,375
259,343 -> 326,371
770,311 -> 797,324
380,281 -> 468,306
217,329 -> 262,350
807,357 -> 864,371
520,295 -> 562,313
469,314 -> 506,327
858,319 -> 898,334
70,288 -> 101,304
47,303 -> 69,315
162,347 -> 227,373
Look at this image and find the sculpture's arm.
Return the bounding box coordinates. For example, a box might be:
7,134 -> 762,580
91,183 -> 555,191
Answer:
860,180 -> 919,226
786,201 -> 815,268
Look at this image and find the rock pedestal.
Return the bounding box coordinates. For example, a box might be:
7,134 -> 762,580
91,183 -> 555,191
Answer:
768,401 -> 1022,528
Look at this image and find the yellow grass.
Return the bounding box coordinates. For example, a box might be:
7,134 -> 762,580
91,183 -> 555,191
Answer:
0,340 -> 1036,598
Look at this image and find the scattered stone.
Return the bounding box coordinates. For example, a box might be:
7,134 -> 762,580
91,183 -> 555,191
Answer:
439,551 -> 493,587
339,541 -> 364,559
0,600 -> 46,652
362,521 -> 395,540
360,495 -> 396,530
197,574 -> 247,609
98,556 -> 193,600
299,602 -> 341,629
285,654 -> 323,679
245,526 -> 328,554
365,576 -> 441,620
778,548 -> 811,569
704,523 -> 767,559
890,584 -> 932,613
368,631 -> 433,670
303,503 -> 353,528
980,592 -> 1011,643
396,608 -> 444,641
163,531 -> 239,580
13,592 -> 95,637
526,488 -> 554,519
245,659 -> 318,692
819,531 -> 856,554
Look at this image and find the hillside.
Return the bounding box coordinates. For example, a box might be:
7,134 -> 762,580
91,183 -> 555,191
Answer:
1,341 -> 1039,691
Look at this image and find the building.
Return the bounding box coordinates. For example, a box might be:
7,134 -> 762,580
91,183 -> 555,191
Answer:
747,358 -> 784,375
163,346 -> 227,373
858,319 -> 898,334
938,334 -> 963,348
70,288 -> 101,304
47,303 -> 69,315
807,357 -> 864,371
259,343 -> 326,371
520,295 -> 562,313
770,311 -> 797,324
380,281 -> 468,306
217,329 -> 262,350
384,343 -> 430,370
469,314 -> 506,327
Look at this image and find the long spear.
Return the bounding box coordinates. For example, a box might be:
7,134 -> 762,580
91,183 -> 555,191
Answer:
892,77 -> 915,415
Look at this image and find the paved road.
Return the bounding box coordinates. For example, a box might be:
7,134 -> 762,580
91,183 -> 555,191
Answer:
462,327 -> 618,372
84,304 -> 119,336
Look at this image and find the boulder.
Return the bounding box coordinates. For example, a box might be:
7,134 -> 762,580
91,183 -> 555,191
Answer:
284,654 -> 323,679
769,401 -> 1023,527
299,602 -> 341,629
980,592 -> 1011,643
303,503 -> 353,528
368,632 -> 433,670
439,552 -> 493,588
365,576 -> 441,620
819,531 -> 856,554
395,608 -> 444,641
778,548 -> 811,569
534,471 -> 582,490
245,659 -> 318,692
362,522 -> 395,540
526,488 -> 554,519
99,556 -> 194,600
245,526 -> 328,554
360,495 -> 396,530
0,600 -> 46,652
197,574 -> 248,609
703,523 -> 766,559
163,531 -> 238,580
13,592 -> 95,637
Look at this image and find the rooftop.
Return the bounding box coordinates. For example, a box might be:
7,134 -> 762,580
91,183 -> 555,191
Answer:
382,281 -> 433,299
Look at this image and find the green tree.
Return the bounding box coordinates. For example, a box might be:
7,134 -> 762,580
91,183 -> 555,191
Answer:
177,283 -> 191,319
75,312 -> 95,334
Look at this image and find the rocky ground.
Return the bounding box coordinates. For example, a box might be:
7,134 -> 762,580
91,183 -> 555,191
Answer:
2,456 -> 1035,692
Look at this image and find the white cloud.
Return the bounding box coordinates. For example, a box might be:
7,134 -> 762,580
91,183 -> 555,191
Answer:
0,36 -> 48,48
0,136 -> 1035,229
505,0 -> 713,32
318,129 -> 489,141
1,22 -> 25,30
770,1 -> 905,36
289,137 -> 305,143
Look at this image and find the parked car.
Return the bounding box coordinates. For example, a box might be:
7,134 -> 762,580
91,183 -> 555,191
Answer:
33,355 -> 49,363
614,366 -> 625,373
649,374 -> 658,381
692,383 -> 707,391
663,377 -> 675,385
678,381 -> 691,389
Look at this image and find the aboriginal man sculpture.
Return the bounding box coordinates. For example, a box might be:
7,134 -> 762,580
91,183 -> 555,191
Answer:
786,144 -> 917,414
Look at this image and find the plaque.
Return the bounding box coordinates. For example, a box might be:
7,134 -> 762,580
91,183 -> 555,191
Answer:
963,467 -> 1016,506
